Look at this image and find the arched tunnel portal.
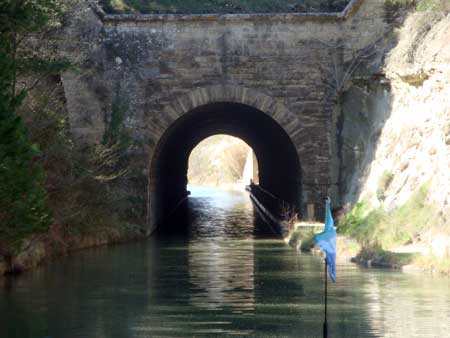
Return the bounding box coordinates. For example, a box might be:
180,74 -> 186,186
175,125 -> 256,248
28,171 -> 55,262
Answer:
148,102 -> 302,230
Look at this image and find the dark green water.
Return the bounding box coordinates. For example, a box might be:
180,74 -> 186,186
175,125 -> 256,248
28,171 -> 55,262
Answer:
1,187 -> 450,338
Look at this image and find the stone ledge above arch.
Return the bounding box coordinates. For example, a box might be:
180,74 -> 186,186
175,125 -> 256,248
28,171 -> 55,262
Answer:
164,85 -> 303,141
91,0 -> 365,23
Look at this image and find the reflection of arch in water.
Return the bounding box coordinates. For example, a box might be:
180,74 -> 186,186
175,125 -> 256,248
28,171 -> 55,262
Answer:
188,239 -> 255,312
185,190 -> 255,311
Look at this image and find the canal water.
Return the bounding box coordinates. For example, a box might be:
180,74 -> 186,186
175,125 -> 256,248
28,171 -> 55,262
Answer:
1,187 -> 450,338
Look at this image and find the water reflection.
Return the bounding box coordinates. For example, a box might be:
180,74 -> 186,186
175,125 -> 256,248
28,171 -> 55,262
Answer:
365,272 -> 450,338
188,239 -> 255,312
184,187 -> 256,312
0,188 -> 450,338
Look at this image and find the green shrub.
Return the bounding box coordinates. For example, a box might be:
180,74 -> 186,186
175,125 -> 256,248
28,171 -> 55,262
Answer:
416,0 -> 450,11
382,183 -> 433,245
287,227 -> 316,251
338,200 -> 380,245
376,170 -> 394,201
18,75 -> 143,239
358,244 -> 417,265
0,103 -> 51,256
338,183 -> 435,249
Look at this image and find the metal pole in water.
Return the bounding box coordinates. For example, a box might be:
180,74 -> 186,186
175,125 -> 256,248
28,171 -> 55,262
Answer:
323,258 -> 328,338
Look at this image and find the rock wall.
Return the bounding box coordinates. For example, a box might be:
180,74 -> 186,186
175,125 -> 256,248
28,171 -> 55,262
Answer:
339,10 -> 450,241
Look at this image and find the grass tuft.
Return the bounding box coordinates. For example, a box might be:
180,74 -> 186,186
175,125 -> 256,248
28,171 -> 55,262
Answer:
338,183 -> 434,249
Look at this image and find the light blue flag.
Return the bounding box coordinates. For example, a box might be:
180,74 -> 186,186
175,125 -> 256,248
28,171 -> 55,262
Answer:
313,197 -> 336,283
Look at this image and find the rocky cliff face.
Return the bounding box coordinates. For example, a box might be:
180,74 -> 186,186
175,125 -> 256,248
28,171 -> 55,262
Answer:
339,9 -> 450,253
379,11 -> 450,213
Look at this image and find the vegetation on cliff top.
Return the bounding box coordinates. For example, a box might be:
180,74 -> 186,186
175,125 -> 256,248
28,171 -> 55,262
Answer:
101,0 -> 350,14
387,0 -> 450,11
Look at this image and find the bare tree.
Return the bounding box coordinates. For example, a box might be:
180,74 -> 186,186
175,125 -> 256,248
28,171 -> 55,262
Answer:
314,38 -> 384,100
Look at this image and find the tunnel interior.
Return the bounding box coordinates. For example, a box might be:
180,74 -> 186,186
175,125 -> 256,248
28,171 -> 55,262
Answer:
149,102 -> 301,229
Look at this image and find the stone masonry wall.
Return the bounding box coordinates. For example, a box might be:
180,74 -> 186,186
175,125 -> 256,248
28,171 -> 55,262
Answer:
60,0 -> 388,227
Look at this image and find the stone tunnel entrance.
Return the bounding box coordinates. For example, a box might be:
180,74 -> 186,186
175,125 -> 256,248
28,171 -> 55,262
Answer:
62,0 -> 387,234
148,102 -> 302,229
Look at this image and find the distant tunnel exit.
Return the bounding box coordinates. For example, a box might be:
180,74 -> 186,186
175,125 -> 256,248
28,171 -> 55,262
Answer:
148,102 -> 302,229
187,135 -> 258,191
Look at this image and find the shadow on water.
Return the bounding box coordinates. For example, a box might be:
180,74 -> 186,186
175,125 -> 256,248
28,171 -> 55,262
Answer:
1,187 -> 449,337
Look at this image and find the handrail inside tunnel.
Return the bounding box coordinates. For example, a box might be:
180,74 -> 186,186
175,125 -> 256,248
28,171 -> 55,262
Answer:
247,182 -> 298,236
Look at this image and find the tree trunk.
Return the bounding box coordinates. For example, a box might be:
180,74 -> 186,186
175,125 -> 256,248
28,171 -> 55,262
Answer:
0,246 -> 15,275
5,254 -> 13,274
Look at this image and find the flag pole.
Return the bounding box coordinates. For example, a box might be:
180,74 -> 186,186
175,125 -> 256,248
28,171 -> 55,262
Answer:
314,195 -> 335,338
323,257 -> 328,338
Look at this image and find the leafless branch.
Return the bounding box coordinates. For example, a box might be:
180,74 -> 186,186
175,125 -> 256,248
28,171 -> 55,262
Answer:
313,38 -> 382,99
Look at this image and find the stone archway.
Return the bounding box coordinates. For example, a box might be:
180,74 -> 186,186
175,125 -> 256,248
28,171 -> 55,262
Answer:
147,86 -> 303,232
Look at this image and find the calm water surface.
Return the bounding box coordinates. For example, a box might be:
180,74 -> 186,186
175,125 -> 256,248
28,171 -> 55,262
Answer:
1,187 -> 450,338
